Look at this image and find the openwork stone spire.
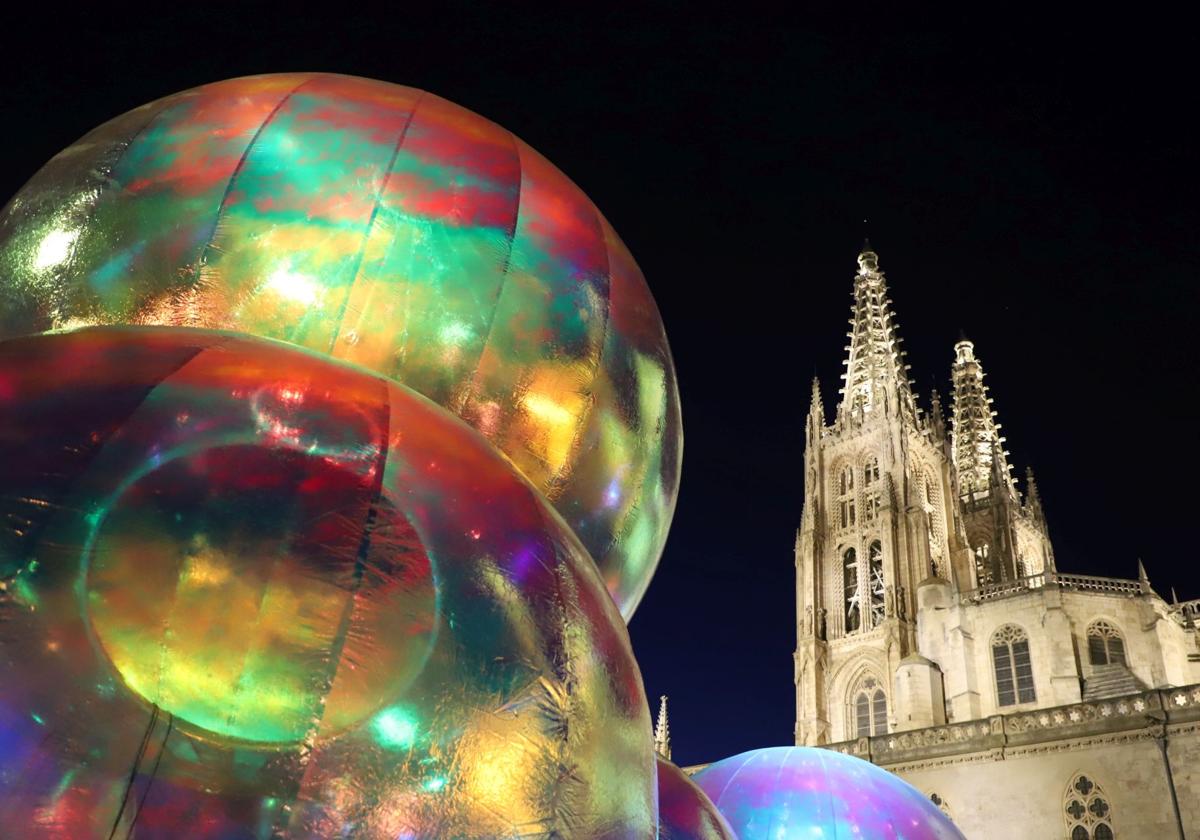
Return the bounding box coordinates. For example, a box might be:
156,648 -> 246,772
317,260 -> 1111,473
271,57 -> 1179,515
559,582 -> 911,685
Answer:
838,245 -> 918,423
808,376 -> 825,428
950,339 -> 1014,498
653,695 -> 671,760
928,387 -> 947,442
1024,466 -> 1045,522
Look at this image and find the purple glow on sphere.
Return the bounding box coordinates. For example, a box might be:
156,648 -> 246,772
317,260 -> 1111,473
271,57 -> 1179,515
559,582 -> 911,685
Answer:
691,747 -> 964,840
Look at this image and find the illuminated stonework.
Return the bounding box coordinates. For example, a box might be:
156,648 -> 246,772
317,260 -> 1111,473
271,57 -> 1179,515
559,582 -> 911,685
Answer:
791,245 -> 1200,837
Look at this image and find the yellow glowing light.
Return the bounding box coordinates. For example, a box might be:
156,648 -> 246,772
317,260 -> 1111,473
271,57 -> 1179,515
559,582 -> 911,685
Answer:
460,721 -> 541,830
521,393 -> 575,427
34,229 -> 79,270
178,547 -> 233,587
517,365 -> 590,483
57,317 -> 96,332
264,267 -> 321,305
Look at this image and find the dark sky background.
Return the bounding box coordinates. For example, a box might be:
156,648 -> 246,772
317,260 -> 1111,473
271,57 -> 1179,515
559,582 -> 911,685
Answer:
1,11 -> 1195,767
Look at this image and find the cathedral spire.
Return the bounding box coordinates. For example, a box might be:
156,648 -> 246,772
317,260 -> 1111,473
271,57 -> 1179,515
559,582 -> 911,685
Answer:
838,245 -> 918,423
928,387 -> 947,442
808,376 -> 825,428
653,695 -> 671,760
950,339 -> 1015,498
1025,466 -> 1045,522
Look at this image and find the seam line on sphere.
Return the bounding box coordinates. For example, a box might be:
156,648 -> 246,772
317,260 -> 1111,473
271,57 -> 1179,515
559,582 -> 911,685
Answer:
125,712 -> 174,838
326,90 -> 426,355
196,74 -> 321,280
450,130 -> 525,416
105,703 -> 160,840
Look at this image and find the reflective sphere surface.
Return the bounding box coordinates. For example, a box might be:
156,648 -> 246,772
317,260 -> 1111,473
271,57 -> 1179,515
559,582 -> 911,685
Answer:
657,757 -> 735,840
0,327 -> 656,839
691,747 -> 964,840
0,73 -> 681,619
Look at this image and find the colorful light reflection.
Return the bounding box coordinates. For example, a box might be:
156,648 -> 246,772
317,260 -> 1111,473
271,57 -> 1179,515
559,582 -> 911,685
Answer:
0,72 -> 681,620
0,326 -> 656,838
657,757 -> 735,840
691,747 -> 965,840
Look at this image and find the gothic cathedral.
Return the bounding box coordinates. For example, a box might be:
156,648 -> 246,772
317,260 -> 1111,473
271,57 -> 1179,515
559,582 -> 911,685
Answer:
791,246 -> 1200,836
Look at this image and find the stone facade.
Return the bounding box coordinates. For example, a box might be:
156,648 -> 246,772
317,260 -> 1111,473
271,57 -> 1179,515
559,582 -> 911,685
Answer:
823,684 -> 1200,838
792,246 -> 1200,836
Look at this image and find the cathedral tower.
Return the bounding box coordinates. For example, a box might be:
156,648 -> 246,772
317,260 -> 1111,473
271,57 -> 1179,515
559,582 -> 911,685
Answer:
790,247 -> 1200,839
795,245 -> 967,745
949,339 -> 1054,585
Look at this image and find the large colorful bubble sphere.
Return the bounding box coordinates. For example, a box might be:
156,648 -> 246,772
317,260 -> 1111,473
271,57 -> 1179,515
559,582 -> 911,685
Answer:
691,747 -> 964,840
656,757 -> 736,840
0,72 -> 680,620
0,327 -> 657,838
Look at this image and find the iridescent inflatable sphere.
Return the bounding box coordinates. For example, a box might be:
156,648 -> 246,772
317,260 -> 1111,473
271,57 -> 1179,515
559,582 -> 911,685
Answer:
691,747 -> 964,840
656,758 -> 736,840
0,73 -> 680,620
0,327 -> 657,838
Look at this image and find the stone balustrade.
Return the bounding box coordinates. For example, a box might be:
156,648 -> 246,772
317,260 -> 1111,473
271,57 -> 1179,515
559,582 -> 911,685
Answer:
960,571 -> 1148,606
1053,572 -> 1145,595
821,683 -> 1200,767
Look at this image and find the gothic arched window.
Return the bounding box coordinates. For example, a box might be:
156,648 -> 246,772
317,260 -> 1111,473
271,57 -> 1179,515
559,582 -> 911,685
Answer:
864,456 -> 880,485
840,464 -> 854,495
992,624 -> 1036,706
868,541 -> 885,626
851,676 -> 888,738
843,548 -> 861,633
862,457 -> 880,524
854,691 -> 869,735
1087,621 -> 1126,667
1064,773 -> 1114,839
837,465 -> 856,529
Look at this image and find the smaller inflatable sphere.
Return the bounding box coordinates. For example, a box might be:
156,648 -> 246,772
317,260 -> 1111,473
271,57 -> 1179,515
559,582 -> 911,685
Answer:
0,327 -> 656,839
656,757 -> 736,840
0,73 -> 682,620
691,747 -> 964,840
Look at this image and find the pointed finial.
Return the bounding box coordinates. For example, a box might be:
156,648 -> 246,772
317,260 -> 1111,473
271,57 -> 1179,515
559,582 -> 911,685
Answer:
1024,466 -> 1045,520
653,695 -> 671,760
857,236 -> 879,272
808,376 -> 825,427
927,387 -> 946,441
1172,586 -> 1179,605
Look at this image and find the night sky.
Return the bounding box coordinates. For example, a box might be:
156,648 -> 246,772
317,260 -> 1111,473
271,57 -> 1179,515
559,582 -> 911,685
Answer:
2,11 -> 1195,767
